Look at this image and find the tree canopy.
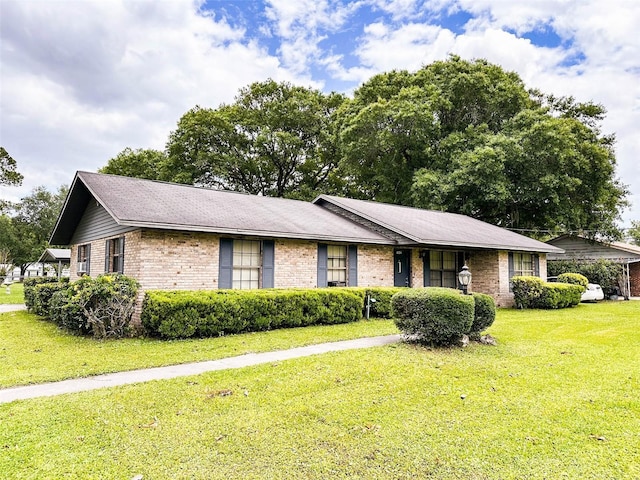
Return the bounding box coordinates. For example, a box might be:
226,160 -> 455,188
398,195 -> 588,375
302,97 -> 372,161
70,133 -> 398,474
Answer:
99,57 -> 628,239
338,56 -> 627,238
0,185 -> 68,277
1,147 -> 23,186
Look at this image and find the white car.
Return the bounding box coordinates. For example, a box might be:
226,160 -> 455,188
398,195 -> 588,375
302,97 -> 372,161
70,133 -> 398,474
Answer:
581,283 -> 604,302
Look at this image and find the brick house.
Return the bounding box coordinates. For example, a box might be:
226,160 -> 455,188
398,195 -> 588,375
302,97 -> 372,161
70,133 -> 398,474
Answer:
547,234 -> 640,298
50,172 -> 562,307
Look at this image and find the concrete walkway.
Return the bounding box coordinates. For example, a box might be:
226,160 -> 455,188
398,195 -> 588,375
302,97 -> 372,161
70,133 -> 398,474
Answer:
0,334 -> 402,404
0,304 -> 27,313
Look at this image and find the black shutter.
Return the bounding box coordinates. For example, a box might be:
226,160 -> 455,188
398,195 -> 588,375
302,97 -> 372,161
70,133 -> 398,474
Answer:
219,238 -> 233,289
423,251 -> 431,287
317,244 -> 328,287
86,244 -> 91,275
262,240 -> 275,289
105,240 -> 111,273
534,254 -> 540,277
118,237 -> 125,274
348,245 -> 358,287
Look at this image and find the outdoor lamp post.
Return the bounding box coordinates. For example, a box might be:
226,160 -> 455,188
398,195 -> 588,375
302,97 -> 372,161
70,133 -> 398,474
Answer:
458,265 -> 472,295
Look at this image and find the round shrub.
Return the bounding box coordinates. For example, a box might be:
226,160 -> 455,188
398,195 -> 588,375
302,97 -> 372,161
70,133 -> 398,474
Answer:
470,292 -> 496,334
557,272 -> 588,292
391,287 -> 474,346
511,276 -> 544,309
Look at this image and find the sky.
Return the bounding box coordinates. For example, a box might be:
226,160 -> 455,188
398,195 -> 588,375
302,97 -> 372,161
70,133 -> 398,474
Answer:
1,0 -> 639,229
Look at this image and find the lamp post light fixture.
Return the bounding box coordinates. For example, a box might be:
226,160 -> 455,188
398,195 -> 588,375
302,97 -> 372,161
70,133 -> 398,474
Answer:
458,264 -> 472,295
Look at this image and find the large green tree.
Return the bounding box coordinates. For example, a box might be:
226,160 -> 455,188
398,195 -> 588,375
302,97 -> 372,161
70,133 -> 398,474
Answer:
337,56 -> 627,238
627,221 -> 640,246
164,79 -> 346,199
3,185 -> 68,278
99,148 -> 167,180
0,147 -> 23,186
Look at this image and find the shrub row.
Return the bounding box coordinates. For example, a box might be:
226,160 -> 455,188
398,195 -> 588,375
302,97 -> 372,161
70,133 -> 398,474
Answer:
512,276 -> 582,309
390,288 -> 496,346
142,288 -> 364,339
548,259 -> 622,292
23,276 -> 68,312
26,274 -> 139,338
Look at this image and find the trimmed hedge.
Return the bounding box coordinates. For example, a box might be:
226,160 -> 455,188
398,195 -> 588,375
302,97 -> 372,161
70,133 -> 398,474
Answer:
557,273 -> 588,292
512,276 -> 582,309
141,288 -> 364,339
548,259 -> 622,292
349,286 -> 406,318
24,276 -> 68,312
35,274 -> 140,338
470,292 -> 496,334
391,287 -> 475,346
31,282 -> 69,317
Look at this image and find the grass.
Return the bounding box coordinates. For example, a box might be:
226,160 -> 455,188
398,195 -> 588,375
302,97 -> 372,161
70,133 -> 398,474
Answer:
0,311 -> 398,387
1,302 -> 639,479
0,281 -> 24,304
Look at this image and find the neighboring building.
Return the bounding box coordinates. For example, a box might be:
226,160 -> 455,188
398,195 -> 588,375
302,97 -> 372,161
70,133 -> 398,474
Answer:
50,172 -> 562,309
37,248 -> 71,279
547,234 -> 640,298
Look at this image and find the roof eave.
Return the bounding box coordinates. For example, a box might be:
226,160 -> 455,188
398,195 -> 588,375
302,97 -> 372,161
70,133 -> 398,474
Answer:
118,220 -> 395,245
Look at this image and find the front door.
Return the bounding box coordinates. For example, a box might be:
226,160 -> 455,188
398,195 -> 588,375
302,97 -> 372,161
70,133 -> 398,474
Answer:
394,249 -> 411,287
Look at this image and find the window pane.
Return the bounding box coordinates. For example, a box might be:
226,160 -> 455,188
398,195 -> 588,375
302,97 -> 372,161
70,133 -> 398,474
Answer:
442,251 -> 456,271
232,240 -> 261,289
430,252 -> 442,270
443,271 -> 457,289
327,245 -> 347,285
430,271 -> 442,287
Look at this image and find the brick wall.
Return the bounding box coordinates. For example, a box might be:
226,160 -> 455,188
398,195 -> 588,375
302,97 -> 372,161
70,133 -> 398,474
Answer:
274,239 -> 317,289
630,263 -> 640,297
358,245 -> 395,287
469,251 -> 513,307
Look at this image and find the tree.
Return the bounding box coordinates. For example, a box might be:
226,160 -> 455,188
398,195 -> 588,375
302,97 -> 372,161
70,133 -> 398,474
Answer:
99,148 -> 167,180
337,56 -> 628,238
627,221 -> 640,246
0,147 -> 23,186
4,185 -> 68,279
164,79 -> 346,199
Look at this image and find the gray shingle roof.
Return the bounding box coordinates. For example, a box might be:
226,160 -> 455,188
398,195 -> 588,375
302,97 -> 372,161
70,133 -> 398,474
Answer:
51,172 -> 390,245
51,171 -> 561,254
314,195 -> 562,253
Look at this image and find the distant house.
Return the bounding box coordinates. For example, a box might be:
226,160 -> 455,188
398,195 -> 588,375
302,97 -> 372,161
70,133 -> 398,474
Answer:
50,172 -> 562,308
547,234 -> 640,298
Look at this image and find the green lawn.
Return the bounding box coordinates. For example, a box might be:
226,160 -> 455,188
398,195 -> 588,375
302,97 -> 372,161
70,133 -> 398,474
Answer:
0,281 -> 24,304
1,302 -> 639,479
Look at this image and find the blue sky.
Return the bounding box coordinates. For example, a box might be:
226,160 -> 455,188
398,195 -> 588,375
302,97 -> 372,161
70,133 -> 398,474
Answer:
1,0 -> 639,228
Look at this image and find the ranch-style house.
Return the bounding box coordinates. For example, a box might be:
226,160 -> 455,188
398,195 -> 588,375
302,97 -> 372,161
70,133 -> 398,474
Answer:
50,171 -> 562,307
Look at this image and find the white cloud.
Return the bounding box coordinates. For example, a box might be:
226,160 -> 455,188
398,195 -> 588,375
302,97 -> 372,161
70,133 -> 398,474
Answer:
0,0 -> 289,203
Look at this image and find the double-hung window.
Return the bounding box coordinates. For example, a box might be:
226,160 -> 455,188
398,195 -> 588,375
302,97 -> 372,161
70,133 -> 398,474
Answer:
232,240 -> 261,289
219,238 -> 275,290
428,250 -> 459,288
327,245 -> 347,285
105,237 -> 125,274
512,253 -> 535,276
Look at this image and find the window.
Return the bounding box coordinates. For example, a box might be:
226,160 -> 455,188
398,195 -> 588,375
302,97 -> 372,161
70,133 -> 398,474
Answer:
512,253 -> 534,276
77,244 -> 90,275
232,240 -> 261,289
429,250 -> 459,288
327,245 -> 347,285
105,237 -> 125,274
